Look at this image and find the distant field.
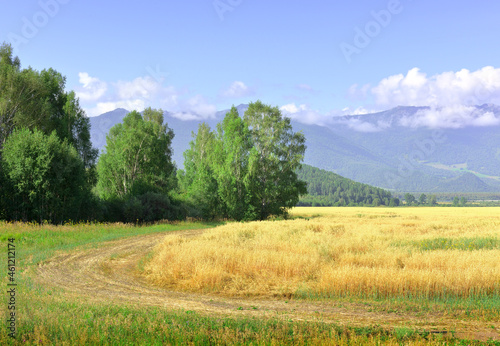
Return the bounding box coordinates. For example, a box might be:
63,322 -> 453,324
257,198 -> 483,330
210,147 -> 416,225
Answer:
147,207 -> 500,300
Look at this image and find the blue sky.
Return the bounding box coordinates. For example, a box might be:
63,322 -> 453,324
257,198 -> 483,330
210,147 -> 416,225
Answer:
2,0 -> 500,125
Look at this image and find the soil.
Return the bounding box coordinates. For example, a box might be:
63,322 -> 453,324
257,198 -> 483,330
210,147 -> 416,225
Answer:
36,229 -> 500,342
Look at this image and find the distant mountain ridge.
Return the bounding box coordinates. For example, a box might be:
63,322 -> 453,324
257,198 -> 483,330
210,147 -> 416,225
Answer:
88,104 -> 500,193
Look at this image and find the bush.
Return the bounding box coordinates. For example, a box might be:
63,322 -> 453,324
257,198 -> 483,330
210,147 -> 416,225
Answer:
109,192 -> 188,223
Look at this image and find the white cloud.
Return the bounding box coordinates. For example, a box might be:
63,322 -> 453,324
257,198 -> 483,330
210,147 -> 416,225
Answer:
280,103 -> 378,126
171,95 -> 217,121
340,119 -> 381,132
280,103 -> 330,125
85,100 -> 147,117
399,105 -> 500,129
75,72 -> 107,102
115,76 -> 162,100
78,73 -> 217,120
341,106 -> 371,116
280,103 -> 308,114
220,81 -> 253,98
472,111 -> 500,126
372,66 -> 500,108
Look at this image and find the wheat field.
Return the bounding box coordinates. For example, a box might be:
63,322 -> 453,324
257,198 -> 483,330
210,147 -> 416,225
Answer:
145,207 -> 500,299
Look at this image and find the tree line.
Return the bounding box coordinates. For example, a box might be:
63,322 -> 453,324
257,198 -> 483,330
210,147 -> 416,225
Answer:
0,43 -> 306,223
401,193 -> 468,206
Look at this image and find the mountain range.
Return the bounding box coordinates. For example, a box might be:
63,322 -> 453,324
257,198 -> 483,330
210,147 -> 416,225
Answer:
89,104 -> 500,193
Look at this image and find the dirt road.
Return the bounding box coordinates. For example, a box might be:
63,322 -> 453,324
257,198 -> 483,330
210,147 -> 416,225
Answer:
36,229 -> 499,342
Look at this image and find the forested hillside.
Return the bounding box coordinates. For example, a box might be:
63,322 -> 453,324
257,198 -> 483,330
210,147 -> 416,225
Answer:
297,164 -> 397,206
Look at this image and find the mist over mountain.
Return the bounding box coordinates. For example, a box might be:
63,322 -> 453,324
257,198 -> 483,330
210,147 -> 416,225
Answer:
89,104 -> 500,193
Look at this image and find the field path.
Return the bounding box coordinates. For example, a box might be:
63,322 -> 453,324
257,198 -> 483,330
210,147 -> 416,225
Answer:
37,229 -> 499,342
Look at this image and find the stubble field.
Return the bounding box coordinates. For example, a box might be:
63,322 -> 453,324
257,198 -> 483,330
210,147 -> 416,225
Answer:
146,207 -> 500,302
2,208 -> 500,344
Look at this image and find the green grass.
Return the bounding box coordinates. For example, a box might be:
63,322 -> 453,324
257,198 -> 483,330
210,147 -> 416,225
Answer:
4,298 -> 484,345
0,220 -> 220,265
293,287 -> 500,322
416,237 -> 500,251
1,221 -> 498,345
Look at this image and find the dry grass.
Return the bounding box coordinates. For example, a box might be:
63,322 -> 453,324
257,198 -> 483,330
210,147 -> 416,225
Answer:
145,207 -> 500,299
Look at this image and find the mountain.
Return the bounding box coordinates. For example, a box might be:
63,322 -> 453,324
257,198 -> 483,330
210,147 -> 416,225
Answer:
89,108 -> 129,151
432,172 -> 495,193
88,104 -> 500,193
315,105 -> 500,192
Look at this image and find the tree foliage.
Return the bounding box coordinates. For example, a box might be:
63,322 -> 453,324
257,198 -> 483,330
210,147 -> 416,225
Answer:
97,108 -> 176,200
179,122 -> 222,219
0,43 -> 97,168
243,101 -> 307,219
297,164 -> 395,207
180,101 -> 306,220
419,193 -> 427,205
1,128 -> 89,223
404,193 -> 416,205
0,42 -> 98,222
213,107 -> 252,220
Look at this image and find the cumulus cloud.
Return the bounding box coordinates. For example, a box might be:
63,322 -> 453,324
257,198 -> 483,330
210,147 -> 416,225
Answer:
220,81 -> 254,98
84,100 -> 148,118
372,66 -> 500,108
399,105 -> 500,129
77,73 -> 217,120
115,76 -> 163,100
280,103 -> 378,127
341,106 -> 371,116
339,66 -> 500,130
280,103 -> 308,114
285,67 -> 500,130
280,103 -> 333,125
75,72 -> 108,102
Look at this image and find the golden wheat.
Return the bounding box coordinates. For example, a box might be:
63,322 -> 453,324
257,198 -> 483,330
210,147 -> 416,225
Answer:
145,207 -> 500,298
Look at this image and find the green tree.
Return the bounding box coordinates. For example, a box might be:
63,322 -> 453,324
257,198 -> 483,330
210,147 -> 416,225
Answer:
2,128 -> 89,223
243,101 -> 307,219
0,43 -> 97,174
61,91 -> 98,170
460,196 -> 467,206
179,123 -> 222,219
180,102 -> 307,220
429,195 -> 437,205
453,196 -> 459,206
419,193 -> 427,205
213,106 -> 252,220
404,193 -> 416,205
97,109 -> 175,200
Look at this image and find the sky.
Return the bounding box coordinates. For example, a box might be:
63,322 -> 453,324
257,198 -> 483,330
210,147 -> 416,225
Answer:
1,0 -> 500,127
